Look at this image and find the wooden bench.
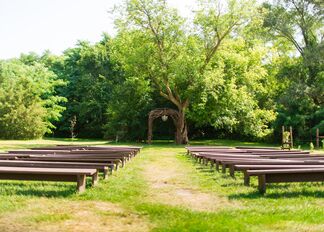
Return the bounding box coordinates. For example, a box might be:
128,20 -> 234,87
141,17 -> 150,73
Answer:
222,159 -> 324,177
235,164 -> 324,185
17,156 -> 121,171
7,151 -> 129,167
235,146 -> 280,150
246,168 -> 324,193
0,160 -> 113,179
0,167 -> 98,192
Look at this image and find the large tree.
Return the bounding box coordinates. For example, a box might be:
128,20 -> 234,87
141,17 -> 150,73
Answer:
263,0 -> 324,102
113,0 -> 258,144
263,0 -> 324,139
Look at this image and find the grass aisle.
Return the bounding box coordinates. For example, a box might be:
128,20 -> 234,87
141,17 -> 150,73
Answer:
0,140 -> 324,231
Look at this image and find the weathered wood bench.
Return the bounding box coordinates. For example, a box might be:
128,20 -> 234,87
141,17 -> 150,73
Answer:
235,146 -> 280,150
7,150 -> 130,167
235,164 -> 324,185
221,159 -> 324,177
246,168 -> 324,193
220,157 -> 322,176
0,160 -> 113,179
17,156 -> 121,171
0,167 -> 98,192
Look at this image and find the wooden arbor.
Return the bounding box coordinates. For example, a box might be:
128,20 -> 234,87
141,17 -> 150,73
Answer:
147,108 -> 187,144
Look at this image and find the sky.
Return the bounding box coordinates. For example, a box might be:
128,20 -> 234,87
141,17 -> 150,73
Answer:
0,0 -> 196,59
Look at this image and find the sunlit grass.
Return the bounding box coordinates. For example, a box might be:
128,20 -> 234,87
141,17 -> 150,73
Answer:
0,138 -> 324,231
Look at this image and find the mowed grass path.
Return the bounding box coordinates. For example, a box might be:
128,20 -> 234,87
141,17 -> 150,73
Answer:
0,139 -> 324,231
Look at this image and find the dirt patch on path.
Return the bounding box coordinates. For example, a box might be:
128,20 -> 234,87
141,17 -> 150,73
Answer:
143,150 -> 236,212
0,198 -> 151,232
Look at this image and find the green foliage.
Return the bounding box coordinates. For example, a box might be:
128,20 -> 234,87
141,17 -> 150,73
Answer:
1,0 -> 322,143
188,38 -> 277,140
104,77 -> 153,141
0,60 -> 66,139
54,36 -> 122,138
283,131 -> 291,143
310,142 -> 314,150
112,0 -> 276,141
263,0 -> 324,141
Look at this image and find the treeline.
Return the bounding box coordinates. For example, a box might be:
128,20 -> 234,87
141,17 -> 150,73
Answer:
0,0 -> 323,144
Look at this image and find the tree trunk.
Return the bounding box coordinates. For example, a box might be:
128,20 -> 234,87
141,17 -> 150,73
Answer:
175,108 -> 188,144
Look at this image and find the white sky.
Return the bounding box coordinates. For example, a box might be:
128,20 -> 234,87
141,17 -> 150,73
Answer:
0,0 -> 196,59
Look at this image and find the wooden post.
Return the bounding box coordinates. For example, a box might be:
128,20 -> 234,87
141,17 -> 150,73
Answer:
244,172 -> 250,186
229,165 -> 235,178
290,126 -> 293,148
258,175 -> 266,194
103,167 -> 109,179
282,126 -> 285,144
222,164 -> 226,174
215,161 -> 220,172
77,174 -> 86,193
92,171 -> 99,186
316,128 -> 319,149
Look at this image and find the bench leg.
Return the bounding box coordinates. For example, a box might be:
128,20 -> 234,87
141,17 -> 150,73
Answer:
258,175 -> 266,194
115,162 -> 119,171
92,171 -> 99,186
77,174 -> 86,193
244,171 -> 250,186
222,164 -> 226,174
103,167 -> 109,179
215,161 -> 219,172
229,165 -> 235,178
121,159 -> 125,168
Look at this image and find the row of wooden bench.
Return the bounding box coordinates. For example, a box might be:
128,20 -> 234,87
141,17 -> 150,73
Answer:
0,145 -> 142,192
186,146 -> 324,193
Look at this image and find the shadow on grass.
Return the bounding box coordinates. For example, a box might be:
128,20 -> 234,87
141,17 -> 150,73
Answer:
0,181 -> 79,198
229,183 -> 324,199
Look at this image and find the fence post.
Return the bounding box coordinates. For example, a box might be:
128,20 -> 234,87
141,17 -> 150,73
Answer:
316,128 -> 319,149
290,126 -> 293,148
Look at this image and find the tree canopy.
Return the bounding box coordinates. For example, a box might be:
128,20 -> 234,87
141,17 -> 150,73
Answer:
0,0 -> 322,144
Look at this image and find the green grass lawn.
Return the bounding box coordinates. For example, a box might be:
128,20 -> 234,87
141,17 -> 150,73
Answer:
0,138 -> 324,231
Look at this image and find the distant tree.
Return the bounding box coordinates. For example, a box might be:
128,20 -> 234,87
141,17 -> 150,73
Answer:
55,35 -> 122,137
263,0 -> 324,139
104,77 -> 153,141
0,60 -> 66,139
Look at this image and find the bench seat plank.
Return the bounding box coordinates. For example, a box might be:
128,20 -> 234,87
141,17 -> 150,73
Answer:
0,167 -> 97,192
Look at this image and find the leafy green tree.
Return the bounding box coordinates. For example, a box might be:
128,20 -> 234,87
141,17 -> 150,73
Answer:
188,38 -> 277,140
112,0 -> 271,143
55,36 -> 122,137
263,0 -> 324,140
104,77 -> 153,141
0,60 -> 66,139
